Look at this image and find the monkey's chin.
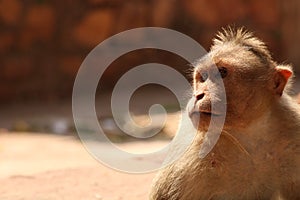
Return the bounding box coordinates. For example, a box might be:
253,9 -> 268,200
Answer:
189,112 -> 212,131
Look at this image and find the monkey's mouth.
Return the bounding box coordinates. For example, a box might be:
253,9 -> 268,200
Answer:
200,111 -> 214,116
189,111 -> 220,118
189,111 -> 223,129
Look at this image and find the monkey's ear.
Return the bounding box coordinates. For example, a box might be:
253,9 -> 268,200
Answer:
274,65 -> 293,96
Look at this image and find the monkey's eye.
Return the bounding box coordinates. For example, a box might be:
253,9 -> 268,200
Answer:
199,72 -> 208,82
218,67 -> 228,78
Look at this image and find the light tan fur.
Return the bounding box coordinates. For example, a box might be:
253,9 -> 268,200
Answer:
149,27 -> 300,200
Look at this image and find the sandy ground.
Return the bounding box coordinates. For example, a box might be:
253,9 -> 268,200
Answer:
0,87 -> 183,200
0,132 -> 169,200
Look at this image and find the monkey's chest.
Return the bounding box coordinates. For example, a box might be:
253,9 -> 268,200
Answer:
163,151 -> 271,200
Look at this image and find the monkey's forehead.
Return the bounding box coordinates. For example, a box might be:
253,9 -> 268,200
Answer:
194,45 -> 262,70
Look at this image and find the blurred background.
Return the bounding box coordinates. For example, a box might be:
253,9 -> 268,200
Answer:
1,0 -> 300,199
1,0 -> 300,124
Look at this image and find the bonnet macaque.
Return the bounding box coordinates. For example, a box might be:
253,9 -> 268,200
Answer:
150,27 -> 300,200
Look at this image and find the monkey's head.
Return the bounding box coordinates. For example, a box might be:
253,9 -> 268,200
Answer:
188,27 -> 293,131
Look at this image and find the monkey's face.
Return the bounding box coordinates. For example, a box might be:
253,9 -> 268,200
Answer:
188,45 -> 274,131
187,58 -> 228,131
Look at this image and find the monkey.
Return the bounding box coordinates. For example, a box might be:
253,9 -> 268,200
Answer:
149,27 -> 300,200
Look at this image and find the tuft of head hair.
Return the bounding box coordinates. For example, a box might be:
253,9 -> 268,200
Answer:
211,27 -> 273,63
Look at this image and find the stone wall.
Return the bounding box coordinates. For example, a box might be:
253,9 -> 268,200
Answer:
0,0 -> 299,102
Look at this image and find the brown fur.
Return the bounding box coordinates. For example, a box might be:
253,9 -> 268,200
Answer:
149,27 -> 300,200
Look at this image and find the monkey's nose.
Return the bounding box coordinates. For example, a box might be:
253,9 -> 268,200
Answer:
195,93 -> 205,101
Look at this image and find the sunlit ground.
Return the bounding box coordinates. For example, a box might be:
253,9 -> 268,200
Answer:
1,79 -> 300,200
